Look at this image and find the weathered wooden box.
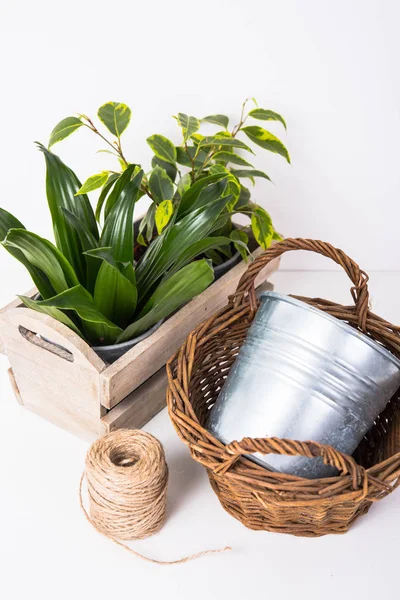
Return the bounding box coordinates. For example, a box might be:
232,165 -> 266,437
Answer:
0,248 -> 279,441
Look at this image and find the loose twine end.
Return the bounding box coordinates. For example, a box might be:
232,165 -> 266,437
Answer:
80,429 -> 231,565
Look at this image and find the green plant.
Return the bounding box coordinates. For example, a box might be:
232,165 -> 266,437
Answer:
0,138 -> 239,345
49,99 -> 289,264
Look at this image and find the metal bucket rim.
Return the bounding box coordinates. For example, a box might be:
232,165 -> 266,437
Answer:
259,291 -> 400,370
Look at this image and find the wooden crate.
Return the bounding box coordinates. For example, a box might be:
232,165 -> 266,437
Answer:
0,249 -> 279,440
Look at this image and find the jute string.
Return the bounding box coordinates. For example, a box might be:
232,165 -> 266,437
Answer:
79,429 -> 231,565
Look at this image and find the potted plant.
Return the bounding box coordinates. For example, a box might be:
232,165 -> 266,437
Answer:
0,98 -> 286,439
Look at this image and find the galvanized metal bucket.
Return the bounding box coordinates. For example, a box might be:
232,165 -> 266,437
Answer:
208,291 -> 400,479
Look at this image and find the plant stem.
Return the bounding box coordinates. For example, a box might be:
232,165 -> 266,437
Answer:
82,118 -> 129,167
184,142 -> 196,182
231,98 -> 250,137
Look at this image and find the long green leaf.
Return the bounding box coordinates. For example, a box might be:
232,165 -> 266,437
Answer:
22,285 -> 122,345
3,229 -> 79,294
167,236 -> 233,276
95,173 -> 119,223
100,168 -> 143,262
18,294 -> 83,337
48,117 -> 83,148
61,209 -> 99,293
103,164 -> 137,220
136,194 -> 232,303
117,260 -> 214,342
248,108 -> 287,129
241,126 -> 290,163
37,143 -> 99,285
97,102 -> 131,137
177,172 -> 228,218
0,209 -> 55,299
182,179 -> 228,217
85,247 -> 137,328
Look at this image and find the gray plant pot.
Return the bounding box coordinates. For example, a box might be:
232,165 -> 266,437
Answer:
213,250 -> 241,280
92,319 -> 164,364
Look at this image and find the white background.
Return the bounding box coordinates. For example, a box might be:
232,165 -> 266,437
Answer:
1,1 -> 400,599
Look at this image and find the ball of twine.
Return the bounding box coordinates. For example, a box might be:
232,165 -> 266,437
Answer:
80,429 -> 230,565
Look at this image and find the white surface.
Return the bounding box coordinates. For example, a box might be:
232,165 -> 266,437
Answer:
1,269 -> 399,600
1,0 -> 400,271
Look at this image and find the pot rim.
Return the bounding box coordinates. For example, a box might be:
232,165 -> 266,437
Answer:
260,291 -> 400,369
92,319 -> 163,353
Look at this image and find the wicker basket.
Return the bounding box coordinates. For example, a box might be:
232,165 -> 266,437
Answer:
166,238 -> 400,537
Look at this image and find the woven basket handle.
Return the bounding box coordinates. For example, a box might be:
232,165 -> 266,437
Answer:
214,437 -> 367,489
235,238 -> 369,331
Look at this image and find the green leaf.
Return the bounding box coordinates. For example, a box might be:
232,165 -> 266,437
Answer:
236,185 -> 251,208
85,247 -> 137,328
19,294 -> 83,337
273,229 -> 283,241
230,169 -> 271,182
95,173 -> 119,223
97,102 -> 131,137
230,229 -> 249,261
117,260 -> 214,342
191,133 -> 205,145
248,108 -> 287,130
148,166 -> 174,204
199,136 -> 254,154
175,113 -> 200,142
37,143 -> 99,286
241,126 -> 290,163
201,114 -> 229,129
176,146 -> 208,168
0,209 -> 55,299
212,151 -> 254,167
168,236 -> 233,276
151,156 -> 177,182
21,285 -> 122,345
177,173 -> 191,196
251,206 -> 273,249
139,203 -> 156,244
48,117 -> 83,148
101,167 -> 143,262
103,164 -> 138,220
136,194 -> 233,303
3,229 -> 79,294
147,134 -> 177,165
155,200 -> 173,235
75,172 -> 109,195
61,208 -> 99,293
177,172 -> 228,218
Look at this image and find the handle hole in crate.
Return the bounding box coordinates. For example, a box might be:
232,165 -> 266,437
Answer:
18,325 -> 74,362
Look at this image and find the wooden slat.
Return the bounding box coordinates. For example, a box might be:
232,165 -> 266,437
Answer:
100,249 -> 280,409
102,367 -> 168,432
